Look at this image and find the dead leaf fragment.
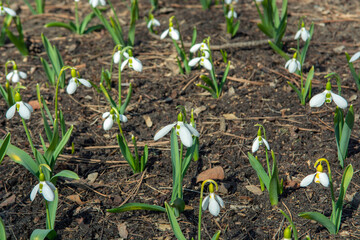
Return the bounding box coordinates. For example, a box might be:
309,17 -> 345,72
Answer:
0,194 -> 16,208
245,185 -> 263,196
143,115 -> 153,128
223,113 -> 238,120
194,105 -> 206,116
66,195 -> 84,205
196,166 -> 225,183
28,100 -> 40,110
117,223 -> 128,238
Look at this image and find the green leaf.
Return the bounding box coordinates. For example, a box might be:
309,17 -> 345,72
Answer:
117,134 -> 136,172
268,40 -> 289,60
280,209 -> 298,240
300,23 -> 314,66
219,60 -> 231,92
45,22 -> 76,32
53,125 -> 73,162
107,203 -> 165,213
303,66 -> 314,103
287,81 -> 302,102
46,189 -> 58,230
298,212 -> 336,234
0,217 -> 6,240
339,105 -> 354,164
232,20 -> 240,37
170,129 -> 181,202
165,202 -> 187,240
83,24 -> 104,34
181,142 -> 195,178
30,229 -> 57,240
119,83 -> 132,114
345,52 -> 360,90
211,230 -> 221,240
79,12 -> 97,34
269,174 -> 279,205
51,170 -> 80,182
140,145 -> 148,172
247,152 -> 270,189
0,133 -> 11,165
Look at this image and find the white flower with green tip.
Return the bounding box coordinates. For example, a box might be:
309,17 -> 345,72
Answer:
0,3 -> 16,16
160,17 -> 179,41
118,50 -> 143,72
147,14 -> 160,29
154,113 -> 199,147
226,9 -> 237,19
225,0 -> 238,4
294,24 -> 310,42
349,51 -> 360,63
6,65 -> 27,83
30,173 -> 56,202
6,92 -> 33,120
66,69 -> 92,95
285,52 -> 301,73
300,164 -> 329,187
189,56 -> 212,71
102,109 -> 128,131
309,81 -> 347,109
89,0 -> 106,7
190,42 -> 210,58
202,183 -> 224,217
252,128 -> 270,153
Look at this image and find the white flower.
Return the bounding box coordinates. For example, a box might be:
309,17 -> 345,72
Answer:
66,77 -> 91,95
89,0 -> 106,7
6,93 -> 33,120
189,57 -> 212,71
349,51 -> 360,63
252,136 -> 270,153
160,27 -> 180,41
294,27 -> 310,42
0,5 -> 16,16
190,42 -> 210,58
309,81 -> 347,109
226,9 -> 237,19
6,70 -> 27,83
147,18 -> 160,29
30,179 -> 56,202
202,192 -> 225,217
225,0 -> 238,4
285,58 -> 301,73
120,53 -> 143,72
300,164 -> 329,187
102,111 -> 128,131
154,118 -> 199,148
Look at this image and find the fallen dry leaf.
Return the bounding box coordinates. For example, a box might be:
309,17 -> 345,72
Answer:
0,194 -> 16,208
245,185 -> 263,196
66,195 -> 84,205
28,100 -> 40,110
223,113 -> 238,120
196,166 -> 225,183
117,223 -> 128,238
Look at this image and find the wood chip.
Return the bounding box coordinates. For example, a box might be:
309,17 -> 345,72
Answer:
87,172 -> 98,183
196,166 -> 225,183
143,115 -> 153,128
223,113 -> 238,120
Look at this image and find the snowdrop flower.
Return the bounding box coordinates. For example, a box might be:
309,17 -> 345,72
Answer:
147,14 -> 160,29
119,50 -> 143,72
285,53 -> 301,73
6,68 -> 27,83
300,164 -> 329,187
160,17 -> 180,41
0,3 -> 16,16
6,92 -> 33,120
30,173 -> 56,202
189,55 -> 212,71
102,109 -> 128,131
224,0 -> 238,4
202,183 -> 224,217
294,23 -> 310,42
252,127 -> 270,153
89,0 -> 106,7
154,113 -> 199,147
349,51 -> 360,63
66,69 -> 91,95
226,8 -> 237,19
309,81 -> 347,109
190,41 -> 210,58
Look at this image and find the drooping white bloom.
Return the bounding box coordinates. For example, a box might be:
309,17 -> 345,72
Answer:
225,0 -> 238,4
102,110 -> 128,131
66,77 -> 91,95
300,164 -> 329,188
190,42 -> 210,58
89,0 -> 106,7
6,93 -> 33,120
120,51 -> 143,72
226,9 -> 237,19
6,70 -> 27,83
309,81 -> 347,109
160,27 -> 180,41
294,27 -> 310,42
349,51 -> 360,63
285,57 -> 301,73
0,4 -> 16,16
147,17 -> 160,29
202,191 -> 224,217
30,175 -> 56,202
252,136 -> 270,153
154,114 -> 199,148
189,57 -> 212,71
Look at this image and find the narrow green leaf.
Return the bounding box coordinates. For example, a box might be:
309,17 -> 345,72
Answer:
119,83 -> 132,114
268,40 -> 289,60
211,230 -> 221,240
298,212 -> 336,234
107,203 -> 165,213
79,12 -> 97,34
46,189 -> 58,230
170,129 -> 181,202
287,81 -> 302,101
53,125 -> 73,162
345,52 -> 360,90
303,66 -> 314,102
0,133 -> 11,165
52,170 -> 80,182
45,22 -> 76,32
30,229 -> 57,240
117,134 -> 136,172
247,152 -> 270,189
165,202 -> 187,240
269,175 -> 279,205
181,142 -> 195,178
339,105 -> 354,162
0,216 -> 6,239
280,210 -> 298,240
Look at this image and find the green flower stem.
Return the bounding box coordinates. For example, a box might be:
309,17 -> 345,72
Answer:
118,61 -> 122,106
179,143 -> 183,199
198,179 -> 218,240
22,118 -> 36,158
45,201 -> 52,229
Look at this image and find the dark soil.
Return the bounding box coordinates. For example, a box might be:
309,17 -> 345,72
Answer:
1,0 -> 360,239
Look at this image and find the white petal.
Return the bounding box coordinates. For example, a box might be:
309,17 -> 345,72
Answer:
227,11 -> 232,19
123,52 -> 129,59
300,173 -> 316,187
285,59 -> 291,69
12,72 -> 20,83
160,29 -> 169,39
262,138 -> 270,150
349,51 -> 360,63
79,78 -> 92,88
30,184 -> 40,201
294,30 -> 301,40
252,137 -> 260,153
170,29 -> 180,41
288,61 -> 298,73
147,21 -> 152,29
153,19 -> 160,27
6,104 -> 16,119
24,103 -> 34,113
185,124 -> 199,137
100,0 -> 106,6
209,196 -> 221,216
113,51 -> 120,64
18,102 -> 31,120
301,30 -> 309,41
6,72 -> 14,81
215,195 -> 225,208
154,123 -> 176,141
202,195 -> 210,210
296,60 -> 301,70
318,173 -> 329,187
46,181 -> 56,191
188,57 -> 200,67
102,112 -> 110,119
132,58 -> 143,72
179,124 -> 193,147
119,114 -> 128,122
103,117 -> 114,130
233,11 -> 238,18
66,79 -> 77,95
121,59 -> 129,72
4,7 -> 16,16
42,183 -> 55,201
331,92 -> 348,109
225,0 -> 231,4
202,58 -> 212,71
190,43 -> 201,53
309,91 -> 326,108
19,71 -> 27,79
